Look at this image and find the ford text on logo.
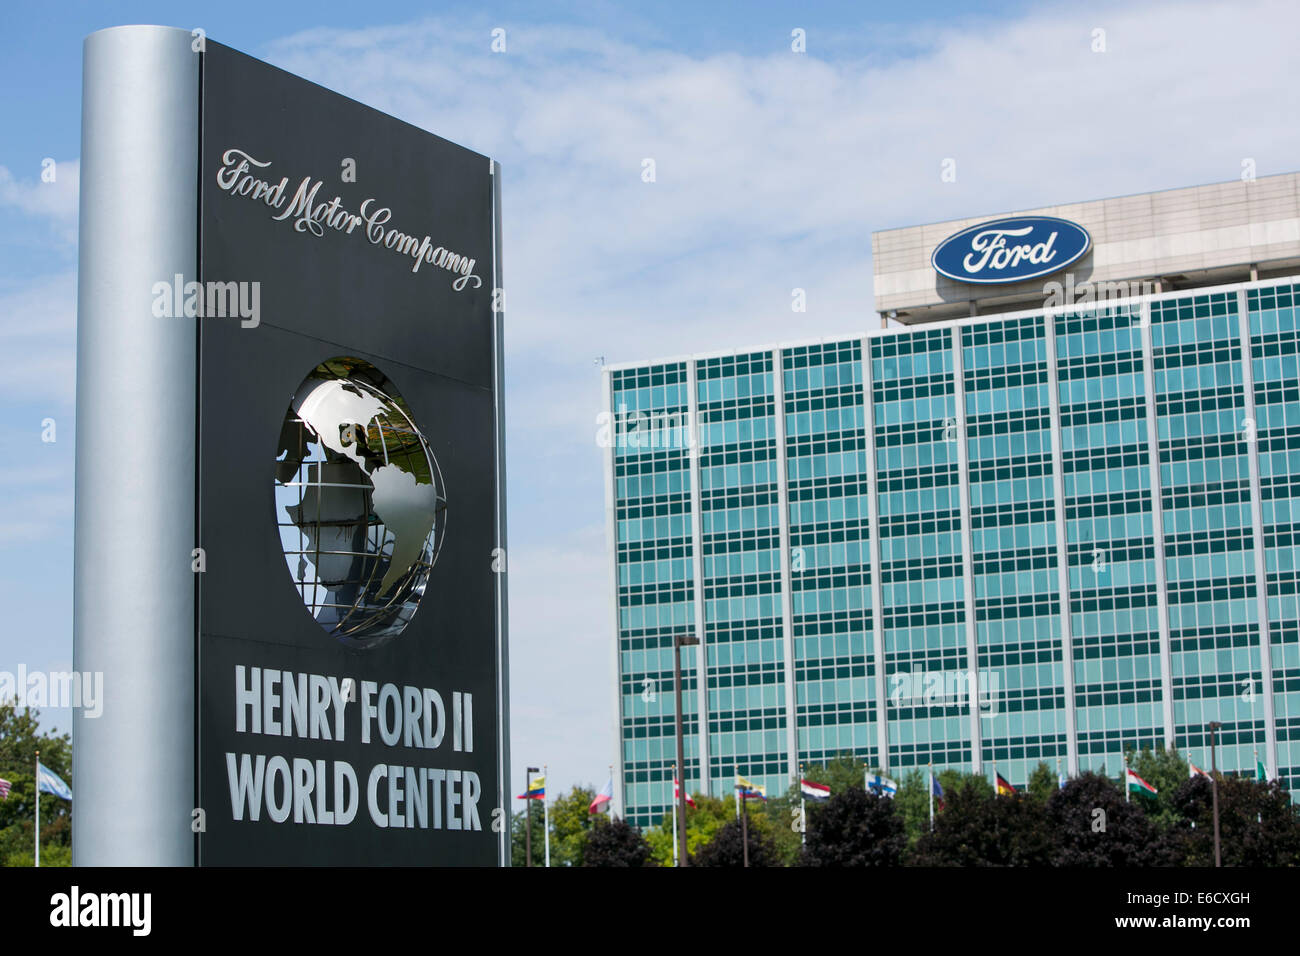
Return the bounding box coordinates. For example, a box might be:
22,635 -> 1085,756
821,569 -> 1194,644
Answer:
931,216 -> 1090,285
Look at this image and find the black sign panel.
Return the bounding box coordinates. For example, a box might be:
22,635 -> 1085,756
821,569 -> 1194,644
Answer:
196,42 -> 503,865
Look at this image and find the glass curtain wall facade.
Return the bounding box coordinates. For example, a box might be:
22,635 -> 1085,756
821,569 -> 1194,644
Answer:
606,278 -> 1299,828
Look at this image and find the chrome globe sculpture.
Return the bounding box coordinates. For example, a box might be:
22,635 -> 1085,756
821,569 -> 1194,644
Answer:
274,357 -> 446,649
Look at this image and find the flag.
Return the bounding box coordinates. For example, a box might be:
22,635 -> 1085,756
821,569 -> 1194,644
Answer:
674,777 -> 696,808
801,779 -> 831,802
735,775 -> 766,800
516,775 -> 545,800
1188,760 -> 1210,780
865,774 -> 898,798
37,763 -> 71,801
995,772 -> 1016,796
1256,758 -> 1269,783
1126,768 -> 1158,797
0,778 -> 10,800
588,777 -> 613,814
930,773 -> 945,811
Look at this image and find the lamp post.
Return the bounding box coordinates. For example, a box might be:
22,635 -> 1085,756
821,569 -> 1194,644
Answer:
524,765 -> 539,867
1208,722 -> 1222,868
674,633 -> 700,867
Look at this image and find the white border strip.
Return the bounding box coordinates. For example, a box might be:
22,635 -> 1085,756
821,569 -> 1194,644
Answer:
951,326 -> 983,773
1236,287 -> 1280,779
771,348 -> 800,785
1043,315 -> 1080,776
861,338 -> 890,772
1139,298 -> 1177,749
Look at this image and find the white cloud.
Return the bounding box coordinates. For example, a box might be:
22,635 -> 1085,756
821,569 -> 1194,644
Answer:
0,159 -> 80,245
266,1 -> 1300,367
263,0 -> 1300,800
505,524 -> 616,789
0,272 -> 77,408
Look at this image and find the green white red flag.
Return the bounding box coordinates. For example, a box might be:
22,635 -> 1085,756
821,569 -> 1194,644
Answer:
1126,768 -> 1157,797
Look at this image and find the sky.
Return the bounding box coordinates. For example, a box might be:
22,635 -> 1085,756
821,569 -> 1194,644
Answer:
0,0 -> 1297,809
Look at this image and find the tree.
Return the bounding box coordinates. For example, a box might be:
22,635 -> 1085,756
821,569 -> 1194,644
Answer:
1126,745 -> 1189,830
800,785 -> 905,866
1026,762 -> 1059,804
892,769 -> 930,846
648,792 -> 771,866
510,799 -> 545,867
583,816 -> 653,867
692,815 -> 777,867
1172,774 -> 1300,867
799,753 -> 907,857
1045,772 -> 1180,866
910,775 -> 1052,866
763,788 -> 803,866
801,754 -> 870,795
548,785 -> 597,867
0,702 -> 72,867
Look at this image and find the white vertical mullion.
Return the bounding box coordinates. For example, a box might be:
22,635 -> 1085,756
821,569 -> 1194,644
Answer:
1044,315 -> 1080,777
1139,299 -> 1177,749
490,161 -> 511,862
1236,287 -> 1279,779
602,368 -> 626,819
951,327 -> 982,773
686,359 -> 711,796
772,348 -> 800,786
861,338 -> 890,772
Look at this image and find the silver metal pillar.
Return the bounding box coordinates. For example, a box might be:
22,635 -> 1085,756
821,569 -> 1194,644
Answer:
74,25 -> 199,865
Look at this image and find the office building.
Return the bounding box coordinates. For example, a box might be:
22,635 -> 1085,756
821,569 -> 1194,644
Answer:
604,172 -> 1300,826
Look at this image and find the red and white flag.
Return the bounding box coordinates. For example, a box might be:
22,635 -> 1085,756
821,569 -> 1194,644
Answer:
801,779 -> 831,802
0,778 -> 10,800
674,778 -> 696,808
588,777 -> 613,814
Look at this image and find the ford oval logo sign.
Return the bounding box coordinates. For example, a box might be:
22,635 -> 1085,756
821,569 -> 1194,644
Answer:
931,216 -> 1091,285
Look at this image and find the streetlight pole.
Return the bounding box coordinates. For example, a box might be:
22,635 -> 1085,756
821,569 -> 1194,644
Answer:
525,765 -> 539,867
674,633 -> 699,867
1208,722 -> 1221,868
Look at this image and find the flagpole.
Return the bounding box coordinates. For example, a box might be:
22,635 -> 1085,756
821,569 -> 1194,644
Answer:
1255,749 -> 1263,825
524,765 -> 538,867
543,764 -> 550,868
34,750 -> 39,868
1124,753 -> 1130,803
739,783 -> 750,868
672,787 -> 678,867
928,764 -> 933,826
672,766 -> 679,868
798,764 -> 806,847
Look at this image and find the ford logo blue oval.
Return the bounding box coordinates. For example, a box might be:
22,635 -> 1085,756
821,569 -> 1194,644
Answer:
931,216 -> 1091,285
